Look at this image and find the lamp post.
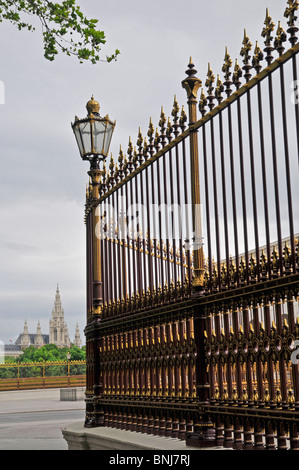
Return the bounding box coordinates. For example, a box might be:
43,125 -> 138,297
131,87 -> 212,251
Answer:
72,96 -> 115,427
72,96 -> 115,316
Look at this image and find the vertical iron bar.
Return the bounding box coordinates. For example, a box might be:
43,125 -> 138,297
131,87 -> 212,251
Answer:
129,176 -> 137,299
111,192 -> 117,306
210,118 -> 221,290
227,104 -> 239,285
121,183 -> 128,305
257,81 -> 271,279
124,182 -> 131,304
279,60 -> 296,273
135,170 -> 142,303
145,165 -> 154,295
236,95 -> 249,283
102,201 -> 107,307
202,124 -> 212,291
139,168 -> 147,296
168,147 -> 177,290
151,162 -> 158,293
163,151 -> 171,289
246,89 -> 259,281
116,189 -> 122,308
292,54 -> 299,164
181,137 -> 192,293
157,157 -> 164,300
218,110 -> 230,288
175,142 -> 184,291
267,72 -> 283,275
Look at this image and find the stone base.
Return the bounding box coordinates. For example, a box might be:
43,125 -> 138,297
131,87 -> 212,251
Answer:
60,387 -> 85,401
62,422 -> 224,451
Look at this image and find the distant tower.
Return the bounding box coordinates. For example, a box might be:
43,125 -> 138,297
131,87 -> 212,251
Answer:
74,323 -> 82,348
34,320 -> 44,347
49,284 -> 70,348
20,320 -> 31,349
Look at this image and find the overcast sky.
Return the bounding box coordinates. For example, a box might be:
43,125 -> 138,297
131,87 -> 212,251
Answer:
0,1 -> 291,344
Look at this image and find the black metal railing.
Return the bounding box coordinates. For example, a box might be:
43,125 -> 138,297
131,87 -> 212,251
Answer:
83,1 -> 299,449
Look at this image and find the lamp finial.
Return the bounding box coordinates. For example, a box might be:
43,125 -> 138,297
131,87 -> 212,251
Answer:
86,96 -> 100,115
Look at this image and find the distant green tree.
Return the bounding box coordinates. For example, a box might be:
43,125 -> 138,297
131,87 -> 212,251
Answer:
0,0 -> 120,63
18,343 -> 86,363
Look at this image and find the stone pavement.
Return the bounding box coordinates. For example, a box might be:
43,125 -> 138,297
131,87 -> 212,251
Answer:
0,388 -> 85,450
0,389 -> 226,451
0,388 -> 85,414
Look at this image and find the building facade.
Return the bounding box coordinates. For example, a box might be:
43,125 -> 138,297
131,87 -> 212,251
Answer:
49,284 -> 70,348
11,285 -> 82,352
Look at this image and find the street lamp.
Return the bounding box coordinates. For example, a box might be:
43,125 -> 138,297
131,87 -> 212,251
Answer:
71,96 -> 115,315
72,97 -> 115,427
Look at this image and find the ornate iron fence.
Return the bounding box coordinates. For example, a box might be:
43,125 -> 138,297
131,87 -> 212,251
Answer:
84,1 -> 299,449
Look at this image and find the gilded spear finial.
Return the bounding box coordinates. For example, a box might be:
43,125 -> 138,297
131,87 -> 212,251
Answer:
262,9 -> 275,64
159,106 -> 167,147
166,117 -> 173,142
109,155 -> 115,177
222,46 -> 233,96
127,136 -> 134,173
106,169 -> 111,190
262,8 -> 275,46
114,162 -> 120,183
205,63 -> 215,109
147,117 -> 155,156
137,127 -> 144,164
222,46 -> 233,80
179,105 -> 187,131
172,95 -> 180,136
118,145 -> 124,178
133,147 -> 138,169
199,88 -> 207,116
252,41 -> 264,73
101,162 -> 107,193
143,136 -> 149,160
215,75 -> 224,103
232,59 -> 242,89
284,0 -> 299,27
285,0 -> 299,46
154,128 -> 161,152
240,29 -> 252,81
240,29 -> 252,65
118,145 -> 124,166
123,155 -> 129,177
274,21 -> 287,55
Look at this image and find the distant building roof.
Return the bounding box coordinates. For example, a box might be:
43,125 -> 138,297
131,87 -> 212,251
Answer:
14,334 -> 49,346
4,344 -> 22,352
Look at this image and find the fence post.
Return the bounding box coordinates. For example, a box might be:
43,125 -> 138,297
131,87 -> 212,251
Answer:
182,59 -> 216,447
181,58 -> 204,290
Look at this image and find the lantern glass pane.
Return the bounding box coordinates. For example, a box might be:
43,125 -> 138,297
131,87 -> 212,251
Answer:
103,122 -> 114,156
73,125 -> 84,157
92,120 -> 107,155
79,121 -> 92,154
